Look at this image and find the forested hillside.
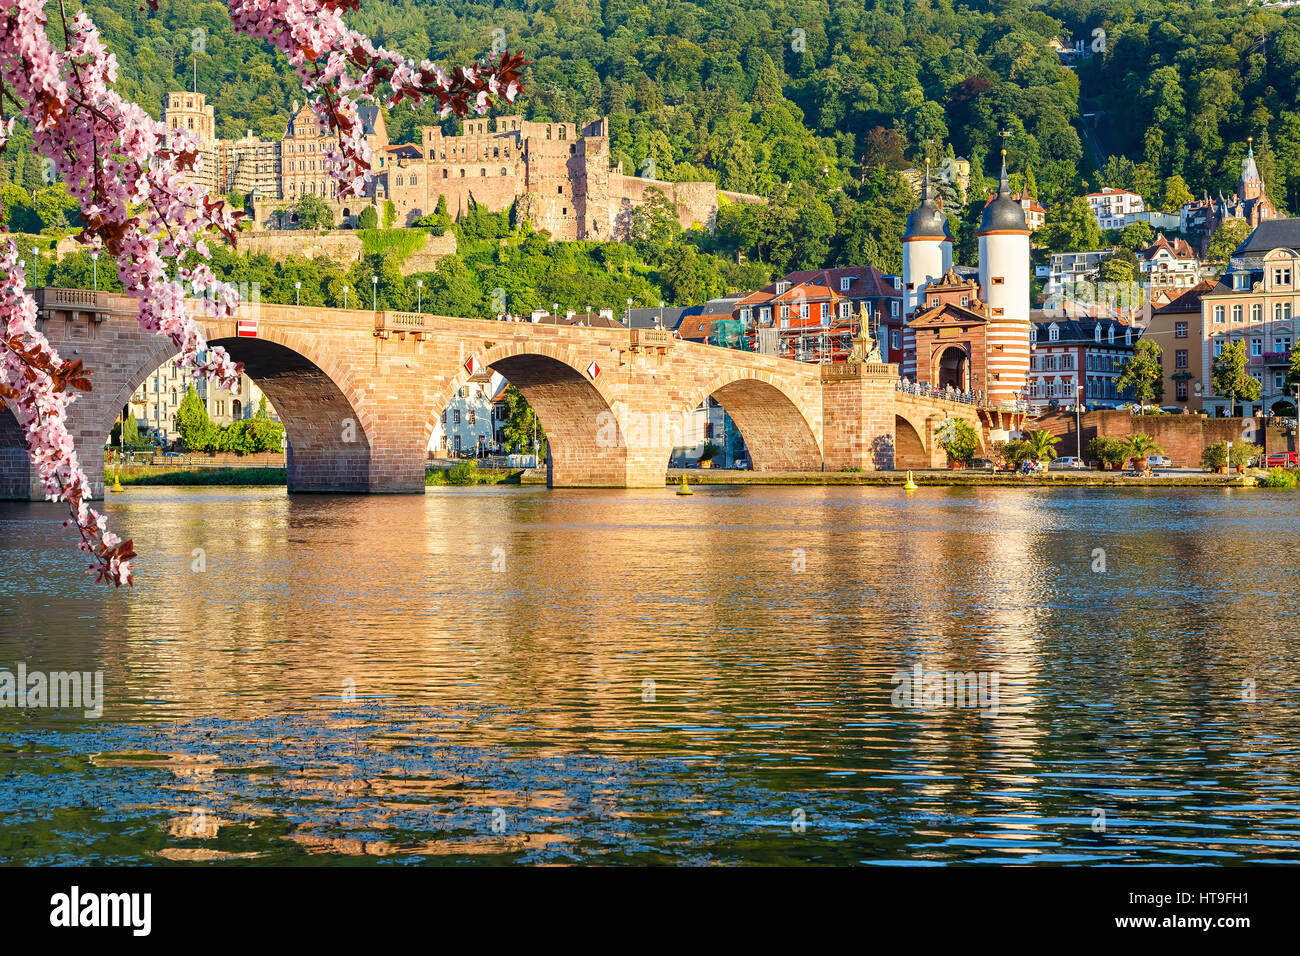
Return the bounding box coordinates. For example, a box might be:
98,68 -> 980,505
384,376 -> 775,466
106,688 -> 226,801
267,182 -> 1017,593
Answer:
5,0 -> 1300,293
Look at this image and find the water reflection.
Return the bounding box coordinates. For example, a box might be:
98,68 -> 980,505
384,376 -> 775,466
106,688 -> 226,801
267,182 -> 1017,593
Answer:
1,485 -> 1298,864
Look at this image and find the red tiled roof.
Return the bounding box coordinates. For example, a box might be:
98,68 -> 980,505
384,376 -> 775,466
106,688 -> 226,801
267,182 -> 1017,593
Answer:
678,313 -> 716,340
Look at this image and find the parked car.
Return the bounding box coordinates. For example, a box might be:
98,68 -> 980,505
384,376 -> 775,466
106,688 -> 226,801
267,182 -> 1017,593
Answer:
969,457 -> 997,470
1266,451 -> 1298,468
1146,455 -> 1173,468
732,459 -> 750,470
1050,456 -> 1087,470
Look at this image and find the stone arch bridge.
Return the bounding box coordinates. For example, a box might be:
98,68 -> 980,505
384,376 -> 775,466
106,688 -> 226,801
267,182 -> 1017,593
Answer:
0,288 -> 1028,499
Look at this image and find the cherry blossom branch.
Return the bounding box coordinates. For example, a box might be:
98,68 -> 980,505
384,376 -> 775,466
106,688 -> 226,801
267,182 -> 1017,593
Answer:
0,0 -> 525,585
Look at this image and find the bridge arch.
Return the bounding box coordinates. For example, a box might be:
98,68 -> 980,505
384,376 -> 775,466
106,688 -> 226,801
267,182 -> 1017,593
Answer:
894,414 -> 929,469
104,332 -> 376,493
678,369 -> 823,472
428,341 -> 628,487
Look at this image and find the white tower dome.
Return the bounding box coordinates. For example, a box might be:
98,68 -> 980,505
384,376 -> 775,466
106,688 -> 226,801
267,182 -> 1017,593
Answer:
901,169 -> 953,378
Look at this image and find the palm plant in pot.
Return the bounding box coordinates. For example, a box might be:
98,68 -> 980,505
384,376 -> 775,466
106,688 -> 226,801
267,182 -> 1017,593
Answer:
1023,429 -> 1061,471
1122,432 -> 1163,473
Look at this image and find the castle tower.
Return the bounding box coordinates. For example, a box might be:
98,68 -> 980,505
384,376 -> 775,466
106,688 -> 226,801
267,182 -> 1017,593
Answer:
162,92 -> 219,192
977,151 -> 1032,405
901,167 -> 953,377
163,91 -> 215,147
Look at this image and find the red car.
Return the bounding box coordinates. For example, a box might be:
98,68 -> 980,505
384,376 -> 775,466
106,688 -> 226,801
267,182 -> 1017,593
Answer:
1266,452 -> 1298,468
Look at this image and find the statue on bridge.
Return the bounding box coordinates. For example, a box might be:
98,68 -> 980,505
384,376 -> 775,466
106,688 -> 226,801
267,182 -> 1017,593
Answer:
847,310 -> 884,365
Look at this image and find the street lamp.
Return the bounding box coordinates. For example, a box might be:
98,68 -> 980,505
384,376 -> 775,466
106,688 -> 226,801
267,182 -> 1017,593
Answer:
626,297 -> 633,326
659,300 -> 664,329
295,280 -> 301,306
371,274 -> 378,311
416,278 -> 423,312
30,247 -> 37,289
91,251 -> 99,292
342,285 -> 349,309
1076,384 -> 1084,458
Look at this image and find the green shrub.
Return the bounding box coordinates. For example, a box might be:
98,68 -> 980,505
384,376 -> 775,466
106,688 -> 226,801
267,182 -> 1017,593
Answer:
935,417 -> 979,464
994,439 -> 1032,468
1263,467 -> 1298,488
359,227 -> 429,260
1086,436 -> 1128,468
1202,440 -> 1262,469
447,460 -> 478,485
699,441 -> 721,462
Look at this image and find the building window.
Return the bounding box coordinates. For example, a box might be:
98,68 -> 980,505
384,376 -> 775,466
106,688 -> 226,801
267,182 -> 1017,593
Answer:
1275,302 -> 1293,321
468,410 -> 476,426
840,277 -> 851,291
1175,321 -> 1187,338
1176,381 -> 1188,400
1252,303 -> 1263,322
1252,337 -> 1263,357
1214,339 -> 1224,357
1232,305 -> 1243,323
992,277 -> 1005,285
453,410 -> 461,425
1176,349 -> 1188,369
891,329 -> 901,349
1214,306 -> 1225,323
1273,267 -> 1292,287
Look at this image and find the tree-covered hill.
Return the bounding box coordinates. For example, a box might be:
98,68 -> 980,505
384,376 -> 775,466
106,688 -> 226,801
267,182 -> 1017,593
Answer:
7,0 -> 1300,288
59,1 -> 1300,204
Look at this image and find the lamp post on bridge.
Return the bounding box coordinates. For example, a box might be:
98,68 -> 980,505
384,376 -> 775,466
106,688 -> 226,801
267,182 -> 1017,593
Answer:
30,247 -> 38,290
1076,383 -> 1084,459
295,280 -> 301,306
371,274 -> 378,311
416,278 -> 423,312
342,285 -> 349,309
91,251 -> 99,292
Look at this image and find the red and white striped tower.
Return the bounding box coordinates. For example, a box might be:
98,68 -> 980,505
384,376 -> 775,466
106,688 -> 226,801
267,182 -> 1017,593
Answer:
977,151 -> 1032,405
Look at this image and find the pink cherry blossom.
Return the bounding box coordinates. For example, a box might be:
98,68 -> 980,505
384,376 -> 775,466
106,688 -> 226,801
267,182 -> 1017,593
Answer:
0,0 -> 525,585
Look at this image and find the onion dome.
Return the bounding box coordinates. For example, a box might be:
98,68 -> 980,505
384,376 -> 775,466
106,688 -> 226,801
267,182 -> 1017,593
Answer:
903,170 -> 953,241
978,151 -> 1029,234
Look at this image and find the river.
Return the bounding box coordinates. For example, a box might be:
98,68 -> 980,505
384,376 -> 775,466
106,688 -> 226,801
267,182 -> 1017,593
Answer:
1,484 -> 1298,864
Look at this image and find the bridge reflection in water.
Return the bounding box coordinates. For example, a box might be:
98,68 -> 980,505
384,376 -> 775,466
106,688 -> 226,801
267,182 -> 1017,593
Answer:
1,485 -> 1298,864
1,288 -> 1027,500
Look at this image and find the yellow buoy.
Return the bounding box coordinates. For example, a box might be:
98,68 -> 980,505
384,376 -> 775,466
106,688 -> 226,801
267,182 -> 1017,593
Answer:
110,471 -> 124,493
676,474 -> 693,495
903,470 -> 917,492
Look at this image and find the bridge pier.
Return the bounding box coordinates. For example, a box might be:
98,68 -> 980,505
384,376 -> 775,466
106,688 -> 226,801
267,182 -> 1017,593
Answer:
820,362 -> 899,471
